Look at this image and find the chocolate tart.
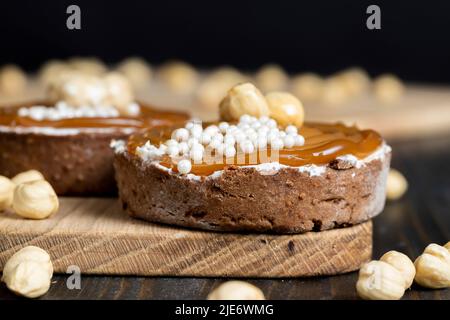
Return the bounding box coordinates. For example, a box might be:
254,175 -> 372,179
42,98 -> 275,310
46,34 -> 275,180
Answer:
0,102 -> 187,195
113,121 -> 391,234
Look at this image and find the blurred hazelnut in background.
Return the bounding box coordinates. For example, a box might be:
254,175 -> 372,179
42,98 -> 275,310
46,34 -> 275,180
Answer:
291,73 -> 324,103
386,169 -> 408,200
374,74 -> 405,104
67,57 -> 108,76
0,64 -> 27,96
255,64 -> 289,93
158,61 -> 198,95
116,57 -> 153,91
334,67 -> 371,98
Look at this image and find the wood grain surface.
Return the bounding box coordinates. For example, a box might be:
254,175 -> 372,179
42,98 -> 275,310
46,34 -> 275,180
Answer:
0,199 -> 372,277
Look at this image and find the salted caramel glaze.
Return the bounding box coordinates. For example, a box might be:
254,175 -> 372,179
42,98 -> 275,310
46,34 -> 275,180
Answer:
128,122 -> 384,176
0,102 -> 187,129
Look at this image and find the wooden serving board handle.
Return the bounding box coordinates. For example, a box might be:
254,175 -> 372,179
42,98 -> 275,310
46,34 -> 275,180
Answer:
0,198 -> 372,277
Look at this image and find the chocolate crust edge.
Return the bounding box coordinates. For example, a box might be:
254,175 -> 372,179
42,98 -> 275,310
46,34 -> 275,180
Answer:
114,150 -> 391,234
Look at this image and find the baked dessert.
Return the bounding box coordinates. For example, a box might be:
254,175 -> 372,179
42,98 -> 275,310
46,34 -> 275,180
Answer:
114,83 -> 391,233
0,72 -> 187,195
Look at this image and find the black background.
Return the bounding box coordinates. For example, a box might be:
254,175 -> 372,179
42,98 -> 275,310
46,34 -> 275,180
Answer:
0,0 -> 449,83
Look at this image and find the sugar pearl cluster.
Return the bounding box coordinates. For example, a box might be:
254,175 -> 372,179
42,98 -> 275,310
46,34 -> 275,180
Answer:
17,101 -> 140,121
136,115 -> 305,175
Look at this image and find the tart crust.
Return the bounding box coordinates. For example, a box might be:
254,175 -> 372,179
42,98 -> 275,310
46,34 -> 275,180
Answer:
114,147 -> 391,233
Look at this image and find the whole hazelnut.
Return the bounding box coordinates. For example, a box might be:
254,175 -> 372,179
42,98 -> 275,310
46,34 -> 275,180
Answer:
207,281 -> 265,300
386,169 -> 408,200
335,68 -> 371,97
104,72 -> 135,111
265,91 -> 304,128
373,74 -> 405,104
68,57 -> 107,76
116,57 -> 153,90
158,61 -> 198,94
255,64 -> 289,92
0,64 -> 27,96
380,251 -> 415,289
0,175 -> 15,211
414,243 -> 450,289
291,73 -> 324,102
11,170 -> 45,186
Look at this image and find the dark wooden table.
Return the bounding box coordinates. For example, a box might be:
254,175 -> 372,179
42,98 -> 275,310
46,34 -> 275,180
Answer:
1,134 -> 449,300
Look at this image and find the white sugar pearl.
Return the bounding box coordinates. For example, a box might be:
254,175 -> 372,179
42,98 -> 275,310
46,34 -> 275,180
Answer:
257,126 -> 269,135
238,123 -> 250,131
177,159 -> 192,174
200,132 -> 212,145
240,114 -> 252,123
167,145 -> 180,157
224,145 -> 236,158
251,121 -> 261,130
294,135 -> 305,146
212,133 -> 224,142
267,119 -> 277,128
279,131 -> 286,138
190,125 -> 203,139
285,125 -> 298,135
173,128 -> 190,142
259,116 -> 269,123
185,122 -> 194,130
234,132 -> 246,143
187,138 -> 200,148
215,143 -> 224,155
190,147 -> 203,163
165,139 -> 178,147
267,132 -> 279,142
218,122 -> 229,133
209,139 -> 222,150
283,135 -> 295,148
224,135 -> 235,145
270,138 -> 284,150
178,142 -> 189,155
204,125 -> 219,136
159,144 -> 167,153
256,136 -> 268,149
240,140 -> 254,154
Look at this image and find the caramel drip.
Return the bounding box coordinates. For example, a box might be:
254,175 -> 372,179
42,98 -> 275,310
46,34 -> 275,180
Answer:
127,122 -> 383,176
0,102 -> 188,129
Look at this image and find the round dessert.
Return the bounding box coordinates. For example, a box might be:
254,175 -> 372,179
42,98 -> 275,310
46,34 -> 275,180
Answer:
0,94 -> 187,196
113,115 -> 391,233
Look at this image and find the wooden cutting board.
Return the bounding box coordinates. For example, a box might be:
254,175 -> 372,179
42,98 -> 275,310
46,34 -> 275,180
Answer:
0,198 -> 372,277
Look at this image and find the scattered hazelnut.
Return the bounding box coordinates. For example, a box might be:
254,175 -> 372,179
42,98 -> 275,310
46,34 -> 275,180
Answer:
158,61 -> 198,94
414,243 -> 450,289
0,175 -> 15,211
320,77 -> 350,106
12,180 -> 59,220
196,67 -> 248,109
380,251 -> 415,288
265,91 -> 304,128
335,68 -> 371,97
386,169 -> 408,200
38,60 -> 71,87
291,73 -> 324,102
445,242 -> 450,251
68,57 -> 107,76
11,170 -> 45,185
255,64 -> 289,92
104,72 -> 135,112
373,74 -> 405,104
207,281 -> 265,300
116,57 -> 153,90
219,83 -> 270,121
1,246 -> 53,298
356,260 -> 406,300
0,64 -> 27,96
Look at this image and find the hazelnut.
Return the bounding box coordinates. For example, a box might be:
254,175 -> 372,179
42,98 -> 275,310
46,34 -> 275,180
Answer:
0,175 -> 15,211
335,68 -> 371,97
116,57 -> 153,90
38,60 -> 71,87
0,64 -> 27,96
255,64 -> 289,92
12,180 -> 59,220
380,251 -> 415,288
386,169 -> 408,200
68,57 -> 107,76
11,170 -> 45,185
321,77 -> 350,106
158,61 -> 198,94
373,74 -> 405,104
414,243 -> 450,289
265,91 -> 304,128
291,73 -> 324,102
1,246 -> 53,298
445,242 -> 450,251
196,67 -> 248,109
356,260 -> 406,300
219,83 -> 270,121
207,281 -> 265,300
104,72 -> 135,112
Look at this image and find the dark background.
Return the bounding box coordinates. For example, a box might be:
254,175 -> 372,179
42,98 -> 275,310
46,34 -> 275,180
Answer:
0,0 -> 449,83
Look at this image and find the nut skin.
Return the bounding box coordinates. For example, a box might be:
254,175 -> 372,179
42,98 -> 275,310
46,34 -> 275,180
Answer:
0,175 -> 15,211
11,170 -> 45,186
265,91 -> 304,128
386,169 -> 408,200
356,260 -> 406,300
380,251 -> 415,288
219,83 -> 270,121
12,180 -> 59,220
414,243 -> 450,289
1,246 -> 53,299
207,281 -> 265,300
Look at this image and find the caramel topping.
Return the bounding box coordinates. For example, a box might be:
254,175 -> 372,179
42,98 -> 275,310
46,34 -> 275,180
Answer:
0,102 -> 188,129
128,122 -> 383,176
